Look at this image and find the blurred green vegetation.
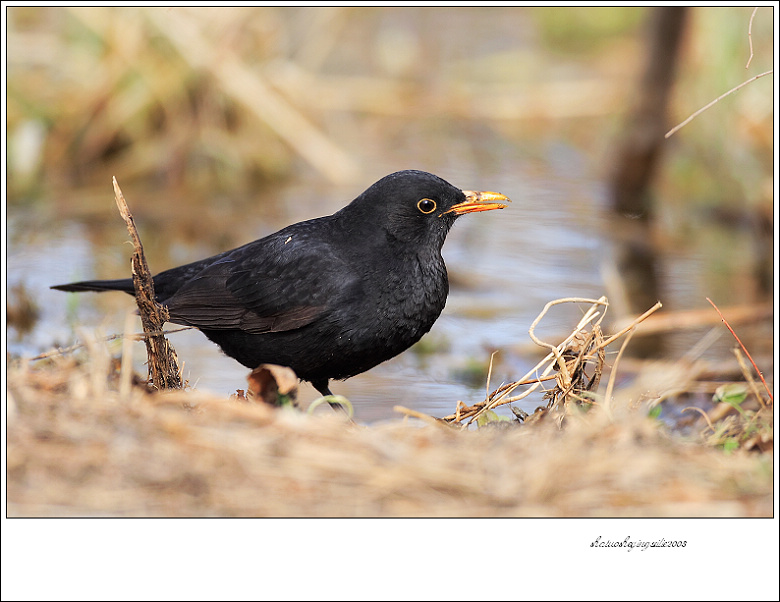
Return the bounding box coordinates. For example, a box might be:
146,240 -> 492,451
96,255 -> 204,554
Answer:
5,6 -> 773,222
533,6 -> 646,54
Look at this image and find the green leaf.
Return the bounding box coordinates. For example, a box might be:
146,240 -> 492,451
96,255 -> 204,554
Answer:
713,384 -> 748,407
277,394 -> 295,408
476,410 -> 510,427
722,438 -> 739,454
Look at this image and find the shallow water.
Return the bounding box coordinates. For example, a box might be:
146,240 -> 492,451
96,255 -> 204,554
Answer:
6,144 -> 770,423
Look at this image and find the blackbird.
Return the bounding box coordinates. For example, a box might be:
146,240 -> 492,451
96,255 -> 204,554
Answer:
52,170 -> 509,396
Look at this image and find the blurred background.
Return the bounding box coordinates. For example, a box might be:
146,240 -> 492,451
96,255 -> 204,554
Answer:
5,6 -> 774,421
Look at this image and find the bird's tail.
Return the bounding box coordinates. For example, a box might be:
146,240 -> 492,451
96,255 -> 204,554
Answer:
51,278 -> 136,295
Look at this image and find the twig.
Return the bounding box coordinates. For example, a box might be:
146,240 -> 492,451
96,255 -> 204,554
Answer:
485,350 -> 499,403
528,297 -> 609,386
706,297 -> 772,402
599,301 -> 662,348
602,325 -> 638,417
439,374 -> 559,425
746,7 -> 758,69
682,406 -> 716,434
119,311 -> 135,400
463,298 -> 608,426
26,327 -> 195,362
733,348 -> 766,410
611,301 -> 772,335
440,298 -> 663,427
28,337 -> 121,361
114,177 -> 182,390
665,70 -> 773,138
394,405 -> 454,430
487,374 -> 558,400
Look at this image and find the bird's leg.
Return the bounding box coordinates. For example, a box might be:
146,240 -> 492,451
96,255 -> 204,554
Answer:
312,379 -> 350,414
313,379 -> 333,397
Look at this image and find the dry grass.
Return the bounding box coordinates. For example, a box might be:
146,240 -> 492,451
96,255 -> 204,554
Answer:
6,334 -> 772,517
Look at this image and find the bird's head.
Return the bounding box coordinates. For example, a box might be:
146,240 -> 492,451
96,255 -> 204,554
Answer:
341,170 -> 510,249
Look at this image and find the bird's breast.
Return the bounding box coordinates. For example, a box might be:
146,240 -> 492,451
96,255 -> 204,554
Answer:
347,251 -> 448,348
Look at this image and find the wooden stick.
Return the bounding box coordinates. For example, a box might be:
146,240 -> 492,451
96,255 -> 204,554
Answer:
611,302 -> 772,335
113,177 -> 182,390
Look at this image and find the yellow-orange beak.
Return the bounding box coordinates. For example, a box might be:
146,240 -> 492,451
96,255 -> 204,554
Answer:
442,190 -> 511,216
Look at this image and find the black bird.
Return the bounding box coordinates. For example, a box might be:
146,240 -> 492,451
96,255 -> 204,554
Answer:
52,170 -> 509,397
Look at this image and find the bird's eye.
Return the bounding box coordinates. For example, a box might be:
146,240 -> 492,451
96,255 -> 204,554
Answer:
417,198 -> 437,214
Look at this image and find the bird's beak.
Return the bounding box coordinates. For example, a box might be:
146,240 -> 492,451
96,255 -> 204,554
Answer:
442,190 -> 511,216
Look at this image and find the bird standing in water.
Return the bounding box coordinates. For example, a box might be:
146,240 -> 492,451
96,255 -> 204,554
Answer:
53,170 -> 510,396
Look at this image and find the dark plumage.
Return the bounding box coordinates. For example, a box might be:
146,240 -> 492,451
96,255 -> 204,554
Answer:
52,170 -> 509,396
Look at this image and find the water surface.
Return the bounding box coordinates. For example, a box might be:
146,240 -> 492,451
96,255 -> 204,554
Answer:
6,145 -> 769,423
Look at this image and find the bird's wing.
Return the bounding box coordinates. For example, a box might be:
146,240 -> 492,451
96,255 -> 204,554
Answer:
162,229 -> 358,334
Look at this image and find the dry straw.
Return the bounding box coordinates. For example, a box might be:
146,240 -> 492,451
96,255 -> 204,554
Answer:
6,347 -> 772,517
431,296 -> 662,427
